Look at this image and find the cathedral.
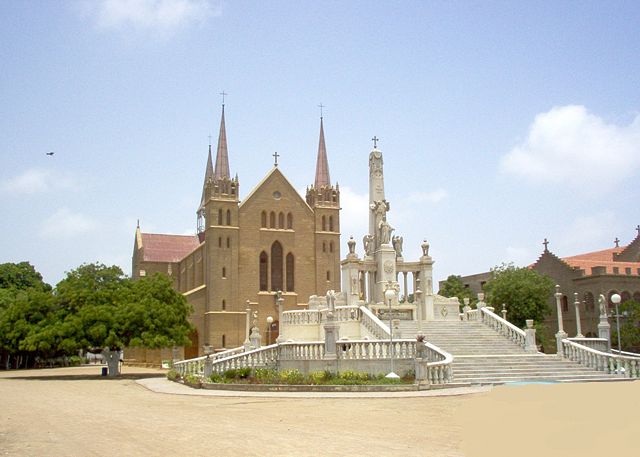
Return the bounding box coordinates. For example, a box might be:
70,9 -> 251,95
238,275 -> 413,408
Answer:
131,105 -> 341,360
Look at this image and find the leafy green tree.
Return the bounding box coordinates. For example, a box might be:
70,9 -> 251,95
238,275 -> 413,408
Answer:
438,275 -> 475,304
0,261 -> 51,292
611,300 -> 640,352
27,263 -> 192,375
483,264 -> 554,329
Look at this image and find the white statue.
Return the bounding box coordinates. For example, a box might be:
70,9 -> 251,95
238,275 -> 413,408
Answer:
421,239 -> 430,257
347,236 -> 356,255
392,235 -> 403,257
598,294 -> 607,317
378,219 -> 394,245
363,234 -> 374,256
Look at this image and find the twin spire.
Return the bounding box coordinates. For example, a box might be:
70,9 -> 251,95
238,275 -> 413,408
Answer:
314,116 -> 331,188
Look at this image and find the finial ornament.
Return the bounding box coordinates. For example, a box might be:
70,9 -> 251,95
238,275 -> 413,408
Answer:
543,238 -> 549,252
371,136 -> 379,148
273,151 -> 280,167
318,103 -> 325,118
220,91 -> 227,106
614,237 -> 620,248
636,224 -> 640,236
208,134 -> 212,146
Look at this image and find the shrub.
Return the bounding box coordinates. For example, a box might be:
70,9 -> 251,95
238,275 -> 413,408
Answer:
68,355 -> 83,367
237,366 -> 252,379
208,372 -> 223,383
338,370 -> 370,383
223,368 -> 238,379
184,373 -> 201,385
309,370 -> 330,384
254,368 -> 278,383
279,369 -> 304,385
167,369 -> 180,381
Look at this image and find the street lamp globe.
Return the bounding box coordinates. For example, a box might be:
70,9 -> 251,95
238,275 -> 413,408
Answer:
611,293 -> 623,358
384,288 -> 395,302
267,316 -> 274,324
611,294 -> 621,305
266,316 -> 274,345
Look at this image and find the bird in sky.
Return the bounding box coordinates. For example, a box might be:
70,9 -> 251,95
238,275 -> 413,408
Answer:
46,152 -> 54,156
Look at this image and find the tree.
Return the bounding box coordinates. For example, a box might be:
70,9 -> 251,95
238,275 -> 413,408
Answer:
483,264 -> 554,329
611,300 -> 640,352
27,264 -> 192,375
0,261 -> 51,292
438,275 -> 475,304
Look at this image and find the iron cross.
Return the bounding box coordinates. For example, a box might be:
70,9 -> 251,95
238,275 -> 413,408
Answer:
318,103 -> 325,118
220,91 -> 227,105
543,238 -> 549,252
273,151 -> 280,167
614,237 -> 620,248
371,136 -> 379,148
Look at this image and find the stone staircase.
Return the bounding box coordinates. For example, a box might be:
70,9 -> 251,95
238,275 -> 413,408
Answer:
397,320 -> 623,385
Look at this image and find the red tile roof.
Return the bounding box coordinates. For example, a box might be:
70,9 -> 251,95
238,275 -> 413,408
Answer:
561,246 -> 639,276
140,233 -> 200,263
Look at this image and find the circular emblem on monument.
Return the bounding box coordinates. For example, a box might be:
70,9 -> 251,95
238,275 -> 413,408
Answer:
383,260 -> 394,273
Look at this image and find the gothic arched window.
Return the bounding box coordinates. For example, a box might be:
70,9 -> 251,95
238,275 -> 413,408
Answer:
278,212 -> 285,229
261,211 -> 267,228
226,209 -> 231,225
259,251 -> 268,291
271,241 -> 283,291
226,237 -> 230,248
329,241 -> 334,253
286,253 -> 294,292
222,267 -> 226,278
322,216 -> 326,231
218,209 -> 223,225
322,242 -> 326,252
222,299 -> 226,310
270,212 -> 276,228
329,216 -> 334,232
287,213 -> 293,229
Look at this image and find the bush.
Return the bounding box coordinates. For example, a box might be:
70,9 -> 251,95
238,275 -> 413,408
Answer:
338,370 -> 370,383
309,370 -> 331,385
254,368 -> 278,383
167,369 -> 180,381
237,366 -> 252,379
68,355 -> 84,367
208,372 -> 222,383
279,369 -> 304,385
184,373 -> 201,385
223,368 -> 238,379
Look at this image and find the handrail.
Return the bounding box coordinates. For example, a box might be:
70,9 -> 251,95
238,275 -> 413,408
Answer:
174,344 -> 278,376
359,305 -> 391,339
567,337 -> 608,352
562,339 -> 640,378
611,348 -> 640,359
479,307 -> 526,349
416,342 -> 454,385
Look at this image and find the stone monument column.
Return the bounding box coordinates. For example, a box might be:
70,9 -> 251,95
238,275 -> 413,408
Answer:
597,294 -> 611,351
341,236 -> 361,305
419,240 -> 435,320
554,285 -> 568,356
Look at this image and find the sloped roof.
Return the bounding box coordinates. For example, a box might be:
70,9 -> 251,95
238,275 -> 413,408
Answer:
562,246 -> 639,276
140,233 -> 200,263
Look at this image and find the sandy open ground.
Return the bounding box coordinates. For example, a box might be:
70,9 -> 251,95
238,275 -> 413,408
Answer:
0,366 -> 638,457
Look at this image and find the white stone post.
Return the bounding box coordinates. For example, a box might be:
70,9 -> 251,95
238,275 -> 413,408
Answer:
476,293 -> 486,310
554,285 -> 568,356
524,319 -> 537,353
276,295 -> 284,343
249,311 -> 261,349
323,311 -> 338,361
203,355 -> 213,378
501,304 -> 507,321
573,292 -> 584,338
415,288 -> 423,333
462,298 -> 471,320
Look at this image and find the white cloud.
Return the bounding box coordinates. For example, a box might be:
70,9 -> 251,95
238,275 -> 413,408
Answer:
407,188 -> 448,204
84,0 -> 220,33
1,168 -> 78,195
40,208 -> 98,239
501,105 -> 640,191
556,211 -> 617,255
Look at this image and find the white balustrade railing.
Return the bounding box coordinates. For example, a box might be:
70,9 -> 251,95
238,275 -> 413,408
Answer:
562,340 -> 640,378
567,337 -> 608,352
173,346 -> 245,375
416,342 -> 454,385
611,348 -> 640,358
333,305 -> 361,322
174,344 -> 278,376
479,307 -> 526,349
279,341 -> 325,360
282,309 -> 321,325
465,309 -> 479,321
359,305 -> 391,339
336,339 -> 416,360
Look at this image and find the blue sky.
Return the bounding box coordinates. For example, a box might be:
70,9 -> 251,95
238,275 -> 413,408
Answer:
1,0 -> 639,288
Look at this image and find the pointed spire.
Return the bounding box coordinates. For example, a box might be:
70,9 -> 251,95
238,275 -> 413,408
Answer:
199,143 -> 214,210
314,116 -> 331,188
214,104 -> 230,180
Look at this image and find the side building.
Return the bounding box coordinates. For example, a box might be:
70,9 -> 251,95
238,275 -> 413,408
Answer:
130,107 -> 341,364
445,229 -> 640,346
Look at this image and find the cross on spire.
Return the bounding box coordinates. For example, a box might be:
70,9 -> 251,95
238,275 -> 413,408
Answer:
220,91 -> 227,105
615,237 -> 620,248
543,238 -> 549,252
318,103 -> 325,118
371,136 -> 379,148
636,225 -> 640,236
273,151 -> 279,167
208,134 -> 212,146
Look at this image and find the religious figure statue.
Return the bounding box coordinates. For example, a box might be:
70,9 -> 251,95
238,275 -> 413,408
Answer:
363,234 -> 374,256
347,236 -> 356,255
598,294 -> 607,317
326,290 -> 336,312
350,276 -> 358,295
378,219 -> 394,245
392,235 -> 403,257
370,200 -> 390,223
421,239 -> 430,257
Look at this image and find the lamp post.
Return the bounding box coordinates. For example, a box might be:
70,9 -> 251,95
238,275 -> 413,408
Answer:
384,282 -> 399,379
611,293 -> 622,353
266,316 -> 274,345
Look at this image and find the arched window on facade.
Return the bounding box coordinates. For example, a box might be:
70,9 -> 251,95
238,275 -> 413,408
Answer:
259,252 -> 268,291
621,291 -> 631,303
286,253 -> 294,292
222,299 -> 226,310
218,209 -> 223,225
270,212 -> 276,228
222,267 -> 226,278
287,213 -> 293,229
584,292 -> 595,312
261,211 -> 267,228
322,242 -> 326,253
329,241 -> 334,253
278,212 -> 285,229
226,209 -> 231,225
326,270 -> 331,281
561,295 -> 568,313
329,216 -> 334,232
271,241 -> 283,291
218,237 -> 222,247
322,216 -> 326,231
222,334 -> 226,348
226,237 -> 230,248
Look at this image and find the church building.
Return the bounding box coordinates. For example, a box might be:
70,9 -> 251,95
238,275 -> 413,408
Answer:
131,105 -> 341,361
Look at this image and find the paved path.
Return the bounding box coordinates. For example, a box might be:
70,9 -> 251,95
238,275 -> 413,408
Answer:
1,366 -> 638,456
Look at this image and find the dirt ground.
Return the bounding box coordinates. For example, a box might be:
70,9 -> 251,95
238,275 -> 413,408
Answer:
0,366 -> 638,457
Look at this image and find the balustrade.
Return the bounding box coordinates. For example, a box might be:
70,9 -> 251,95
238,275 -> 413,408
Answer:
359,305 -> 390,339
479,307 -> 526,349
562,339 -> 640,378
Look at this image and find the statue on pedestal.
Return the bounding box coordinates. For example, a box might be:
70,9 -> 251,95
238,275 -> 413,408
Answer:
392,235 -> 403,257
363,234 -> 374,257
347,236 -> 356,255
378,219 -> 394,245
